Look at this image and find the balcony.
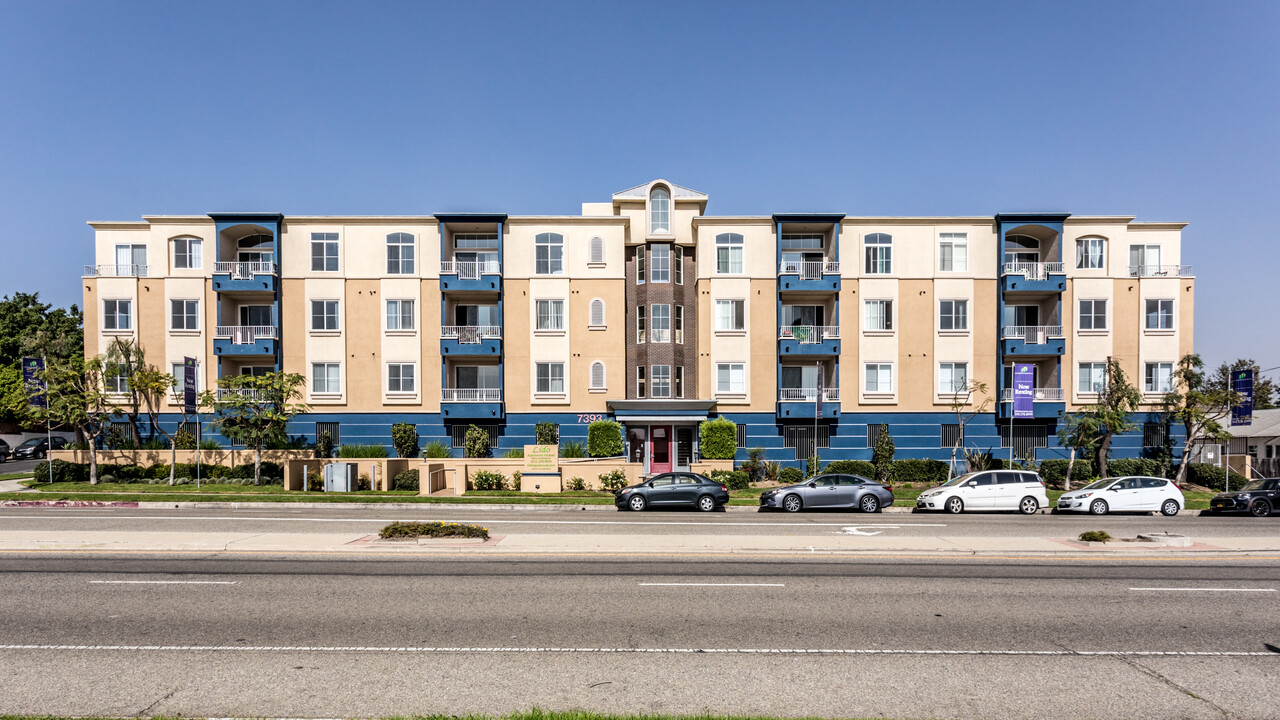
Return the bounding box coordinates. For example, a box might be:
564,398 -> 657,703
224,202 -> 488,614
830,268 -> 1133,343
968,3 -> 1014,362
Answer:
213,325 -> 278,357
1001,262 -> 1065,293
778,325 -> 840,355
213,261 -> 278,293
778,261 -> 840,293
441,387 -> 504,420
215,388 -> 267,402
440,260 -> 502,293
999,324 -> 1065,358
999,386 -> 1066,419
440,325 -> 502,356
84,264 -> 149,278
1129,264 -> 1193,278
1001,387 -> 1064,402
777,386 -> 840,419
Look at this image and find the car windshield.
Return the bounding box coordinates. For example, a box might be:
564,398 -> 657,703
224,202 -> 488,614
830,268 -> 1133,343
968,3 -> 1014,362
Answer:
939,474 -> 975,487
17,439 -> 40,448
1081,479 -> 1114,491
1239,479 -> 1270,492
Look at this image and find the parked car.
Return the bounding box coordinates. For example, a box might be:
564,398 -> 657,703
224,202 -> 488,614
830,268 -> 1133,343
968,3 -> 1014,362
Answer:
1207,478 -> 1279,517
916,470 -> 1048,514
0,439 -> 9,463
1057,476 -> 1184,516
614,472 -> 730,512
10,436 -> 68,460
760,473 -> 894,513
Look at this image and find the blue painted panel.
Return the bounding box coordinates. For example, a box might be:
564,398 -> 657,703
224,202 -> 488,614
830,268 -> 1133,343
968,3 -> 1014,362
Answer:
212,273 -> 277,294
778,338 -> 840,356
997,401 -> 1065,420
439,273 -> 502,293
440,338 -> 502,356
440,402 -> 505,420
1000,338 -> 1065,357
1000,273 -> 1065,294
213,338 -> 277,357
777,274 -> 841,293
776,402 -> 840,420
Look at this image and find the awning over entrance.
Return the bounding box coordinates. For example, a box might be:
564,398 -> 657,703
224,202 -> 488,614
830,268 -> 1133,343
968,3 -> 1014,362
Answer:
606,399 -> 717,423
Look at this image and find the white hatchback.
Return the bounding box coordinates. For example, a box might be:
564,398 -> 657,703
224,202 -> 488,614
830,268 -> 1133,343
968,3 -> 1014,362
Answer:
1056,476 -> 1184,516
916,470 -> 1049,514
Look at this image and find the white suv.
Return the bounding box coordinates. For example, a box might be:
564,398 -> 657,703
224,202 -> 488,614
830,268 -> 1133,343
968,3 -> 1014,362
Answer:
1057,476 -> 1184,516
916,470 -> 1049,514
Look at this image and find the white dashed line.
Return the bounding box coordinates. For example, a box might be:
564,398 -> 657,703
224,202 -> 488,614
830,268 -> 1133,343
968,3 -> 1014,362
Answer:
89,580 -> 238,585
0,515 -> 948,528
1129,587 -> 1275,592
638,583 -> 785,587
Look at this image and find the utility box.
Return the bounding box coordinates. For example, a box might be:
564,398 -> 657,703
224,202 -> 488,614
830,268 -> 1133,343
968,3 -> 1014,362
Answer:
323,463 -> 356,492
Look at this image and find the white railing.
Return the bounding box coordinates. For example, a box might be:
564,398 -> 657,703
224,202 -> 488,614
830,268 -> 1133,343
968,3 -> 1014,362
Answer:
778,325 -> 840,343
441,325 -> 502,343
214,261 -> 278,279
442,388 -> 502,402
216,388 -> 265,401
84,264 -> 149,277
779,261 -> 840,279
1002,387 -> 1065,402
214,325 -> 278,344
441,260 -> 502,279
1129,264 -> 1193,277
1001,262 -> 1064,281
779,387 -> 840,402
1000,325 -> 1063,344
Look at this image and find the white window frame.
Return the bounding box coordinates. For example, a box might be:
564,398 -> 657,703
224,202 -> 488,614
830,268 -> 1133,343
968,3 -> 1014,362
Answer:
675,366 -> 684,399
386,232 -> 415,275
1076,237 -> 1105,269
1129,243 -> 1162,275
535,299 -> 565,332
170,299 -> 200,332
311,299 -> 340,333
864,299 -> 894,333
636,365 -> 646,398
172,237 -> 202,270
938,233 -> 968,272
386,362 -> 417,395
864,233 -> 892,275
385,299 -> 416,332
311,362 -> 341,395
938,299 -> 967,332
589,298 -> 606,328
1078,299 -> 1108,332
650,304 -> 671,343
104,370 -> 130,395
1078,362 -> 1107,394
589,361 -> 606,391
651,365 -> 672,398
1145,298 -> 1174,331
939,362 -> 968,395
535,233 -> 564,275
715,233 -> 744,274
674,305 -> 684,344
103,299 -> 132,332
636,245 -> 646,284
636,306 -> 645,344
716,299 -> 745,333
649,187 -> 671,235
589,237 -> 605,265
650,243 -> 671,283
674,245 -> 683,284
311,233 -> 339,272
864,363 -> 894,395
716,362 -> 746,396
1144,362 -> 1174,394
170,361 -> 200,396
536,362 -> 565,395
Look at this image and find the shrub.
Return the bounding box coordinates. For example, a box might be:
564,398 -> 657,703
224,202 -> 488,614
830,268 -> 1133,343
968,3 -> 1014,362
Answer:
173,429 -> 197,450
464,425 -> 491,458
503,448 -> 525,459
779,467 -> 804,486
1185,463 -> 1248,492
709,469 -> 750,490
392,469 -> 420,491
739,447 -> 766,483
471,470 -> 506,491
356,473 -> 371,491
598,468 -> 628,492
390,422 -> 419,458
1039,459 -> 1097,489
698,417 -> 737,460
139,437 -> 168,450
566,476 -> 586,491
306,469 -> 323,491
115,464 -> 146,480
806,452 -> 821,478
379,521 -> 489,541
559,440 -> 587,458
1106,458 -> 1164,478
315,430 -> 334,459
535,421 -> 559,445
174,477 -> 192,486
147,464 -> 172,479
198,439 -> 222,451
422,440 -> 452,458
1079,530 -> 1112,543
587,420 -> 624,458
339,443 -> 388,458
509,471 -> 522,491
892,459 -> 950,485
266,434 -> 309,450
98,473 -> 116,484
33,460 -> 84,483
764,461 -> 781,484
823,460 -> 876,478
871,424 -> 895,483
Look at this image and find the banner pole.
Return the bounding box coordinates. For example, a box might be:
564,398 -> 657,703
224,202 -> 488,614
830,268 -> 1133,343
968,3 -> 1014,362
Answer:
44,355 -> 52,485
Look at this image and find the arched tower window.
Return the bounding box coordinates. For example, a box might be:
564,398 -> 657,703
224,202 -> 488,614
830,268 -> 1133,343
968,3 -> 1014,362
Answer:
649,187 -> 670,234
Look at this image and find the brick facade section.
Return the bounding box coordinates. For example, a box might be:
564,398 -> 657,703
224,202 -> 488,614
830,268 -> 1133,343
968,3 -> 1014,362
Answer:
625,244 -> 697,399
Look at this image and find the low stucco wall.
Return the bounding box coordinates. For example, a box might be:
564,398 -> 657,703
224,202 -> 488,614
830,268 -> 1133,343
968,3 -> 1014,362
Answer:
49,448 -> 314,468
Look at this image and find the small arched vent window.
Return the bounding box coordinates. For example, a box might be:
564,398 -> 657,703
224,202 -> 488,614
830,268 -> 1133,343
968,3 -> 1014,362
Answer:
589,298 -> 605,327
590,361 -> 606,389
589,236 -> 604,264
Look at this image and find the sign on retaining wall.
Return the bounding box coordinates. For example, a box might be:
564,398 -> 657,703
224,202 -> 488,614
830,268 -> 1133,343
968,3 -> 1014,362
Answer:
524,444 -> 559,473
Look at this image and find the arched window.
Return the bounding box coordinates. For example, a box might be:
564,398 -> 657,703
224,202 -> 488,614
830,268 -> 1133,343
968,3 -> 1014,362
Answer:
590,361 -> 606,389
589,298 -> 605,327
238,234 -> 274,264
864,233 -> 892,274
589,236 -> 604,264
535,233 -> 564,275
1075,236 -> 1105,269
1004,235 -> 1040,265
386,232 -> 415,274
649,187 -> 670,234
171,236 -> 202,269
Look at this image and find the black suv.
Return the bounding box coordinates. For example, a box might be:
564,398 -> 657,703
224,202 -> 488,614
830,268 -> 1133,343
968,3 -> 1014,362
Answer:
11,437 -> 68,460
1208,478 -> 1279,517
0,439 -> 9,462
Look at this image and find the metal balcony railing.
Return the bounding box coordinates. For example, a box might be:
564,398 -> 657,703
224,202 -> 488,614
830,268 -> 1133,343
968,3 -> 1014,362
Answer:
440,260 -> 502,279
778,325 -> 840,343
441,388 -> 502,402
84,264 -> 149,277
441,325 -> 502,343
1001,262 -> 1064,281
1001,387 -> 1065,402
1129,264 -> 1193,277
214,261 -> 278,279
214,325 -> 278,344
778,260 -> 839,279
216,388 -> 266,401
1000,325 -> 1063,344
779,387 -> 840,402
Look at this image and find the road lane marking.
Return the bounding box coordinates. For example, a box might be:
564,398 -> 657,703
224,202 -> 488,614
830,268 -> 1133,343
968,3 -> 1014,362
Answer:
0,515 -> 949,528
89,580 -> 238,585
638,583 -> 785,587
0,644 -> 1274,656
1130,587 -> 1275,592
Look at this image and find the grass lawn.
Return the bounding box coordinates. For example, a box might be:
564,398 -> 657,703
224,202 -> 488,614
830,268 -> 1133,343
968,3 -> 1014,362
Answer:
0,472 -> 32,481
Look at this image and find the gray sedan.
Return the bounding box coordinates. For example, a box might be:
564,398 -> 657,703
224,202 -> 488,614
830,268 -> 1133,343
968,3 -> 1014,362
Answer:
760,473 -> 894,513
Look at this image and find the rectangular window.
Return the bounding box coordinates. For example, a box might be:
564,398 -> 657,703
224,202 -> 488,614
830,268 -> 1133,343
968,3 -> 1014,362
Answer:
716,300 -> 745,331
311,300 -> 340,331
865,363 -> 893,393
114,244 -> 147,275
864,233 -> 892,274
715,233 -> 744,274
170,299 -> 199,331
784,425 -> 831,460
635,245 -> 645,283
1129,244 -> 1162,275
1078,362 -> 1107,393
939,299 -> 967,331
636,306 -> 645,344
535,233 -> 564,275
674,305 -> 684,344
311,233 -> 339,272
939,233 -> 968,271
651,304 -> 670,342
103,299 -> 132,331
1079,299 -> 1107,331
717,363 -> 746,394
385,299 -> 416,331
170,361 -> 200,394
650,244 -> 670,283
104,372 -> 130,394
864,300 -> 893,331
939,362 -> 968,394
736,423 -> 747,449
387,363 -> 416,393
173,238 -> 202,269
451,423 -> 496,449
674,366 -> 684,399
1145,362 -> 1174,393
536,363 -> 565,394
1145,299 -> 1174,330
386,233 -> 415,274
535,299 -> 565,331
1076,237 -> 1105,269
941,424 -> 961,448
651,365 -> 671,398
312,363 -> 340,394
1143,422 -> 1168,448
674,246 -> 683,284
636,366 -> 646,398
1001,424 -> 1049,456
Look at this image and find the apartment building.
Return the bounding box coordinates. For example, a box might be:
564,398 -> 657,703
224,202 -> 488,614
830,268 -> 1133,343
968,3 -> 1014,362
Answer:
83,179 -> 1194,469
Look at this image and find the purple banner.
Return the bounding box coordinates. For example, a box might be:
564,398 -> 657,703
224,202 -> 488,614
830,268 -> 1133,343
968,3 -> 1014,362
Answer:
815,367 -> 824,418
1231,369 -> 1253,426
21,357 -> 45,409
1012,363 -> 1035,419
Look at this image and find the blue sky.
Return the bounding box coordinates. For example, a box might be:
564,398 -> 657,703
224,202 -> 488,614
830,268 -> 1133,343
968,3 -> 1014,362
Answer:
0,0 -> 1275,369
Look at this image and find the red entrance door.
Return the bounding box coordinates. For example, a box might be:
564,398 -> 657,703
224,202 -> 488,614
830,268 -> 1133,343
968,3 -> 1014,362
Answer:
650,425 -> 672,474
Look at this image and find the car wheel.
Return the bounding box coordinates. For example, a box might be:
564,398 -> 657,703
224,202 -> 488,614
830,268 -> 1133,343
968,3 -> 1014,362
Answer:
783,494 -> 803,513
1161,499 -> 1180,517
628,494 -> 647,512
35,450 -> 45,460
1019,496 -> 1039,515
945,496 -> 964,514
697,495 -> 716,512
1090,499 -> 1109,515
1250,501 -> 1272,518
860,494 -> 880,513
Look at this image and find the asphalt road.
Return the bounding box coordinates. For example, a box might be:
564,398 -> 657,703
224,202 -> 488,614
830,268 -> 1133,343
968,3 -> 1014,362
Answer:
0,456 -> 43,475
1,554 -> 1278,719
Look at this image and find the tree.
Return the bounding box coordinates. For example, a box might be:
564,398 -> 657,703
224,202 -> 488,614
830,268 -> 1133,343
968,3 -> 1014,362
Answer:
34,356 -> 114,484
390,422 -> 419,458
871,424 -> 895,484
104,337 -> 147,444
0,364 -> 33,428
200,372 -> 308,485
0,292 -> 83,369
131,365 -> 178,483
947,380 -> 991,478
1209,358 -> 1275,410
1082,359 -> 1142,478
1055,411 -> 1100,490
1165,353 -> 1236,486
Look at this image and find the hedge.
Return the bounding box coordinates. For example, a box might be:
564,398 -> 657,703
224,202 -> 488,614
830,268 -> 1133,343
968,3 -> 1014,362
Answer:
1185,463 -> 1248,492
1105,458 -> 1165,478
1039,458 -> 1096,488
822,460 -> 876,478
32,460 -> 88,483
587,420 -> 624,458
779,467 -> 804,486
891,459 -> 950,485
471,470 -> 506,491
709,469 -> 750,490
393,469 -> 420,491
698,418 -> 737,460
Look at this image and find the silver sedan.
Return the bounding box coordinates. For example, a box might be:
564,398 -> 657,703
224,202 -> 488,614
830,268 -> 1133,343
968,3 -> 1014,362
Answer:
760,473 -> 894,513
